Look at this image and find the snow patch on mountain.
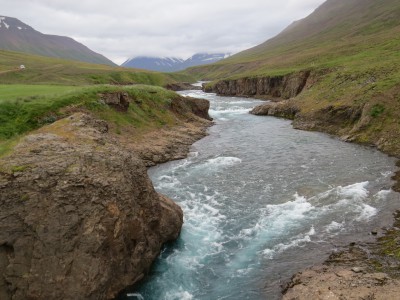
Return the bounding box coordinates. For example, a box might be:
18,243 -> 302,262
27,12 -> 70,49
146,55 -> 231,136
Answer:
122,53 -> 230,72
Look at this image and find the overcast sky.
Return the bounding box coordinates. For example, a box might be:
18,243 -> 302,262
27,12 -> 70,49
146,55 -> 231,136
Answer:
1,0 -> 325,65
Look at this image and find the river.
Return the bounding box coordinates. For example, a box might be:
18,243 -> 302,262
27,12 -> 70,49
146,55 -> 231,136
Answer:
121,88 -> 399,300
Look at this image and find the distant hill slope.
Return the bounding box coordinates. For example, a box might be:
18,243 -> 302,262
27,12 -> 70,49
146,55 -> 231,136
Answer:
122,57 -> 185,72
187,0 -> 400,79
0,49 -> 193,86
122,53 -> 230,72
0,16 -> 115,66
188,0 -> 400,159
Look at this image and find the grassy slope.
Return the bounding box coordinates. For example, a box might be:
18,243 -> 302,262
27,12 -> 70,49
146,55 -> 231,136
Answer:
0,49 -> 193,86
187,0 -> 400,80
0,85 -> 183,156
0,48 -> 198,159
186,0 -> 400,156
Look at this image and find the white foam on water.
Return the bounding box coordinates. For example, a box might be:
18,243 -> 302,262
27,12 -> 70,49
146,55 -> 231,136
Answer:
209,107 -> 250,117
261,227 -> 316,259
165,288 -> 193,300
157,175 -> 181,189
234,181 -> 378,265
127,293 -> 144,300
374,189 -> 391,201
238,193 -> 314,240
381,171 -> 393,178
355,204 -> 377,221
324,221 -> 345,233
188,151 -> 199,158
197,156 -> 242,172
338,181 -> 369,201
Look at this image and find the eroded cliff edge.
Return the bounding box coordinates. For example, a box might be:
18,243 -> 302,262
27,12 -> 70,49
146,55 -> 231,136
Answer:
0,92 -> 212,300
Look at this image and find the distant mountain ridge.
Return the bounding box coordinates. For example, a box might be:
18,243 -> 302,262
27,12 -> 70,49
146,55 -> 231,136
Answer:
122,53 -> 230,72
0,16 -> 115,66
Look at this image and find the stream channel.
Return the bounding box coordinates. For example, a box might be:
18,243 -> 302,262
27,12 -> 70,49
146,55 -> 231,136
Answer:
122,87 -> 399,300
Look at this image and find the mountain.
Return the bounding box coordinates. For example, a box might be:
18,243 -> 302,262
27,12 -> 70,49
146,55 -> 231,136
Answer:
187,0 -> 400,79
189,0 -> 400,159
0,49 -> 194,86
121,56 -> 185,72
0,16 -> 115,66
122,53 -> 230,72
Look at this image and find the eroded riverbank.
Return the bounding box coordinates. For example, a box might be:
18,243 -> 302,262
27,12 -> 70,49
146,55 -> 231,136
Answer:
122,89 -> 399,300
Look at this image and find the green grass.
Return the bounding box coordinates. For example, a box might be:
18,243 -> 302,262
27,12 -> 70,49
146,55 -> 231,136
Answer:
0,49 -> 195,86
0,84 -> 77,102
185,0 -> 400,81
0,84 -> 181,148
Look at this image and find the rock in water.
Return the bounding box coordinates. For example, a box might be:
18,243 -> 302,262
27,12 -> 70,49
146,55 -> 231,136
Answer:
0,113 -> 183,300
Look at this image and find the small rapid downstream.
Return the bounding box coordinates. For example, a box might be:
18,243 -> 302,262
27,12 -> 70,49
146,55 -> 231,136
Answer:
123,88 -> 399,300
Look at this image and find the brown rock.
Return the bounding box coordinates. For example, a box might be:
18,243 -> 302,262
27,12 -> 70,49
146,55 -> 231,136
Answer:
250,100 -> 299,120
99,92 -> 131,112
208,71 -> 310,99
0,113 -> 183,300
165,82 -> 201,91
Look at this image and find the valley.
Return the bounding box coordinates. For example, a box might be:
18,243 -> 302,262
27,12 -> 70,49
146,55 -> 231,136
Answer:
1,0 -> 400,299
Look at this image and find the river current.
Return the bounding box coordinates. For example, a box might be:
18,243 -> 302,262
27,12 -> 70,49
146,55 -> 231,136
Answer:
123,88 -> 399,300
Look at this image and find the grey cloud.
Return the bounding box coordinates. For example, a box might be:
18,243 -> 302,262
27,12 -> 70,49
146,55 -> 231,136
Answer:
0,0 -> 326,64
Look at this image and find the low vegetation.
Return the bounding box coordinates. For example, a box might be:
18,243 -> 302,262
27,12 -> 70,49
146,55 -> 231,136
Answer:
0,49 -> 194,86
0,84 -> 182,157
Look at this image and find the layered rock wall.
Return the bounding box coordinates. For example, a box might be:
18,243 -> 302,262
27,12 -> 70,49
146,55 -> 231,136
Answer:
205,71 -> 310,99
0,114 -> 183,300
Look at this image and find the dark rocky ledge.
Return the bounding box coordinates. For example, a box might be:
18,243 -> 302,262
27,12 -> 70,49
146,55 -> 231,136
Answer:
204,71 -> 310,99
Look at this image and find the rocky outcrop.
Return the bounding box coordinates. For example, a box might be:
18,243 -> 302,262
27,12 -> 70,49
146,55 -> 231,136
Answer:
113,94 -> 213,167
206,71 -> 310,99
99,92 -> 132,112
250,100 -> 300,120
0,113 -> 184,300
165,82 -> 201,91
171,96 -> 212,121
251,100 -> 364,137
293,104 -> 364,135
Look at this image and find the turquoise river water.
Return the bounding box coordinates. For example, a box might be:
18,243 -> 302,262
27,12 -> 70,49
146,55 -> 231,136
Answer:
119,87 -> 399,300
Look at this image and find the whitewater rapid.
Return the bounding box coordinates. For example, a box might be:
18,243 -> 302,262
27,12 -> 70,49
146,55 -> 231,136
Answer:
120,89 -> 399,300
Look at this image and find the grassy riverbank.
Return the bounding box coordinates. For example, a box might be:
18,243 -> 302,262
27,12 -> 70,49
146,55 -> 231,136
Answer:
0,49 -> 193,85
0,84 -> 185,157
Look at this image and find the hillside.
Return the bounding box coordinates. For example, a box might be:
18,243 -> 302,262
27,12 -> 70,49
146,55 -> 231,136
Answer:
0,49 -> 193,86
0,16 -> 115,66
189,0 -> 400,158
122,53 -> 230,72
187,0 -> 400,79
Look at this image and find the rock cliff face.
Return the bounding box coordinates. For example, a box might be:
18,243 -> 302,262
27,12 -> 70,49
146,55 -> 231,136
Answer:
205,71 -> 310,99
0,114 -> 183,300
0,94 -> 214,300
250,100 -> 300,119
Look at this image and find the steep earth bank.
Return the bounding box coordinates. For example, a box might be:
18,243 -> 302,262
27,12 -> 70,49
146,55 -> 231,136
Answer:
0,93 -> 212,300
203,71 -> 311,100
165,82 -> 201,91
